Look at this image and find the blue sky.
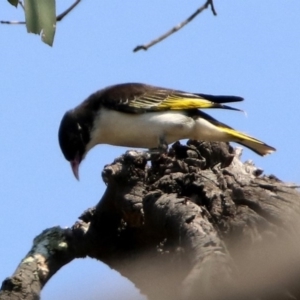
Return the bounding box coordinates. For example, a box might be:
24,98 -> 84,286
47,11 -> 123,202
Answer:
0,1 -> 299,299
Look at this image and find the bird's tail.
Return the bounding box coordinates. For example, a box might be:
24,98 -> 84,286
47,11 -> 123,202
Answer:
220,126 -> 275,156
195,110 -> 276,156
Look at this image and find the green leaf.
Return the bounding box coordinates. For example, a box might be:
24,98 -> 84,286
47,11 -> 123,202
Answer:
24,0 -> 56,46
8,0 -> 19,7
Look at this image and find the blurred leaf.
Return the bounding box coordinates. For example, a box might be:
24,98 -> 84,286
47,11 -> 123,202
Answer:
24,0 -> 56,46
8,0 -> 18,7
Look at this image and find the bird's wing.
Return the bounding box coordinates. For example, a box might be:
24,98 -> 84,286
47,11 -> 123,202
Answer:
98,83 -> 244,114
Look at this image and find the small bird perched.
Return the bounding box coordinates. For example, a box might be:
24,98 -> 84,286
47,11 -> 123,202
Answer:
58,83 -> 275,180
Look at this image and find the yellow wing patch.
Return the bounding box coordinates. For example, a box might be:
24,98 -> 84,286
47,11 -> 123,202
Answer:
116,90 -> 241,113
156,94 -> 216,110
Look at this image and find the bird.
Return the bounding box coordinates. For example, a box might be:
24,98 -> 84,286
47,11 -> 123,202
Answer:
58,83 -> 275,180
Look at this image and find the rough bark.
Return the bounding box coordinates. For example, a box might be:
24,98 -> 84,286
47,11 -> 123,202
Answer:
1,141 -> 300,300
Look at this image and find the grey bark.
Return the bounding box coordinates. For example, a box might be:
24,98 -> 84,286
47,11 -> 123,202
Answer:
1,141 -> 300,300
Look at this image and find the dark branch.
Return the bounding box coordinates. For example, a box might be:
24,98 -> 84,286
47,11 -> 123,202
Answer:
1,141 -> 300,299
133,0 -> 217,52
0,20 -> 25,25
209,0 -> 217,15
0,0 -> 81,25
56,0 -> 81,22
18,1 -> 24,11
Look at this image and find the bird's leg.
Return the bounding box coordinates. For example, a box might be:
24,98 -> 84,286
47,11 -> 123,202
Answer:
145,136 -> 168,160
158,136 -> 169,153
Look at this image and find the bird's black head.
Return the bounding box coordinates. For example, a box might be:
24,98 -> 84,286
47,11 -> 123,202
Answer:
58,110 -> 92,179
58,111 -> 86,161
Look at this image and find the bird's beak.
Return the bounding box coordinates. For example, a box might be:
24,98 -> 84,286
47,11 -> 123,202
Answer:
70,154 -> 81,180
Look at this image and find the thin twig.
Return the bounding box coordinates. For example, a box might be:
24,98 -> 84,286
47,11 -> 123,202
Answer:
18,1 -> 25,11
209,0 -> 217,15
0,20 -> 25,24
0,0 -> 81,25
133,0 -> 217,52
56,0 -> 81,21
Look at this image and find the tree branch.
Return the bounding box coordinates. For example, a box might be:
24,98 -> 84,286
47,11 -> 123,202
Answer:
0,227 -> 71,300
133,0 -> 217,52
0,221 -> 92,300
1,141 -> 300,300
0,0 -> 81,25
18,1 -> 24,11
56,0 -> 81,22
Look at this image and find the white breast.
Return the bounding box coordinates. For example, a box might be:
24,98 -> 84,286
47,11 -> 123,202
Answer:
86,108 -> 196,151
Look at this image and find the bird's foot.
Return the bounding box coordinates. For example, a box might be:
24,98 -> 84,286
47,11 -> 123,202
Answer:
146,137 -> 169,160
145,149 -> 164,161
158,136 -> 169,153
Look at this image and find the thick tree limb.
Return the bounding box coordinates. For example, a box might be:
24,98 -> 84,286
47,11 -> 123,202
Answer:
1,141 -> 300,300
0,223 -> 90,300
133,0 -> 217,52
